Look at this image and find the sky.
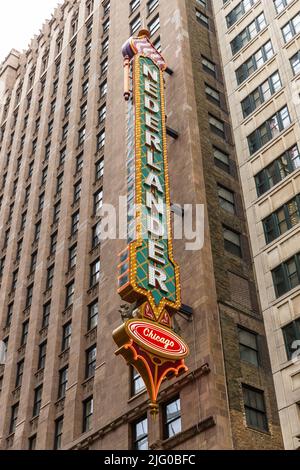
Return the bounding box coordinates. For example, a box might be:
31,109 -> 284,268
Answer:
0,1 -> 63,63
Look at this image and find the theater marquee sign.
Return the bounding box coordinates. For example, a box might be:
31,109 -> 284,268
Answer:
113,30 -> 189,415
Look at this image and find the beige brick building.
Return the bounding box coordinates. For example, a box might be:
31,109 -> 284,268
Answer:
0,0 -> 283,450
213,0 -> 300,450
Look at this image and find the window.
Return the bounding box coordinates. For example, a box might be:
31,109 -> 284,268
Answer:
218,186 -> 235,214
86,345 -> 97,378
153,36 -> 161,52
133,417 -> 148,450
90,259 -> 100,287
42,302 -> 51,329
62,322 -> 72,351
73,180 -> 82,202
50,231 -> 58,255
238,328 -> 259,366
16,239 -> 23,260
130,15 -> 141,35
282,12 -> 300,43
86,20 -> 93,37
83,397 -> 93,432
82,80 -> 89,97
46,265 -> 55,290
71,211 -> 80,235
102,38 -> 109,55
130,0 -> 140,14
242,386 -> 268,432
226,0 -> 258,28
223,227 -> 242,257
290,50 -> 300,75
132,368 -> 145,396
97,130 -> 105,151
272,253 -> 300,297
38,342 -> 47,370
53,202 -> 61,224
88,301 -> 99,330
205,84 -> 220,105
48,120 -> 53,137
28,435 -> 37,450
101,58 -> 108,76
86,0 -> 94,17
76,153 -> 84,173
148,15 -> 160,36
196,10 -> 209,28
209,114 -> 225,139
69,244 -> 77,269
6,303 -> 14,327
30,251 -> 37,273
59,147 -> 66,166
15,359 -> 24,388
94,190 -> 103,215
65,281 -> 75,308
241,71 -> 282,118
103,17 -> 110,34
247,106 -> 291,155
20,321 -> 29,347
148,0 -> 159,14
85,40 -> 91,56
54,416 -> 63,450
41,167 -> 48,186
98,104 -> 106,124
263,196 -> 300,244
231,13 -> 267,54
26,284 -> 33,308
9,403 -> 19,434
34,221 -> 41,241
92,222 -> 101,248
64,101 -> 71,118
100,80 -> 107,98
33,385 -> 43,417
69,60 -> 75,76
80,102 -> 88,121
95,158 -> 104,180
164,397 -> 181,439
58,366 -> 68,399
274,0 -> 292,14
236,41 -> 274,85
38,192 -> 45,212
78,127 -> 86,146
282,318 -> 300,360
56,173 -> 64,194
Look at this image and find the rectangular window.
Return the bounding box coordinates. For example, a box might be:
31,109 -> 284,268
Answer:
38,342 -> 47,370
148,15 -> 160,36
28,435 -> 37,450
80,102 -> 88,121
274,0 -> 292,14
103,18 -> 110,34
56,173 -> 64,195
92,222 -> 101,248
282,318 -> 300,360
133,416 -> 148,450
148,0 -> 159,14
21,320 -> 29,346
78,127 -> 86,146
236,41 -> 274,85
46,265 -> 55,290
9,403 -> 19,434
15,359 -> 24,388
226,0 -> 258,28
130,15 -> 141,35
272,253 -> 300,297
71,211 -> 80,235
101,58 -> 108,76
164,397 -> 181,439
98,104 -> 106,124
218,185 -> 235,214
76,153 -> 84,173
86,345 -> 97,378
223,227 -> 242,257
263,196 -> 300,244
231,13 -> 266,55
130,0 -> 140,14
290,50 -> 300,75
94,190 -> 103,215
58,366 -> 68,399
26,284 -> 34,308
243,386 -> 268,432
97,130 -> 105,151
132,367 -> 145,396
11,269 -> 18,292
196,10 -> 209,28
205,83 -> 220,105
90,259 -> 101,287
209,114 -> 225,139
95,158 -> 104,180
241,71 -> 282,118
282,12 -> 300,43
100,81 -> 107,98
88,300 -> 99,331
73,180 -> 82,202
238,327 -> 259,366
247,106 -> 291,155
6,303 -> 14,327
54,416 -> 63,450
65,281 -> 75,308
69,244 -> 77,270
62,322 -> 72,351
82,80 -> 89,97
33,385 -> 43,417
42,302 -> 51,329
50,231 -> 58,255
53,202 -> 61,224
202,56 -> 216,77
83,397 -> 93,432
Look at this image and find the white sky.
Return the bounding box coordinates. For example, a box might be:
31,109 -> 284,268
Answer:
0,1 -> 63,63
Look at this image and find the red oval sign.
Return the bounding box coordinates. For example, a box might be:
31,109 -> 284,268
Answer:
126,320 -> 189,359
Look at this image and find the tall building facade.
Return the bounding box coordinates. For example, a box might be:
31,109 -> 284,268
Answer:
214,0 -> 300,449
0,0 -> 283,450
213,0 -> 300,450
